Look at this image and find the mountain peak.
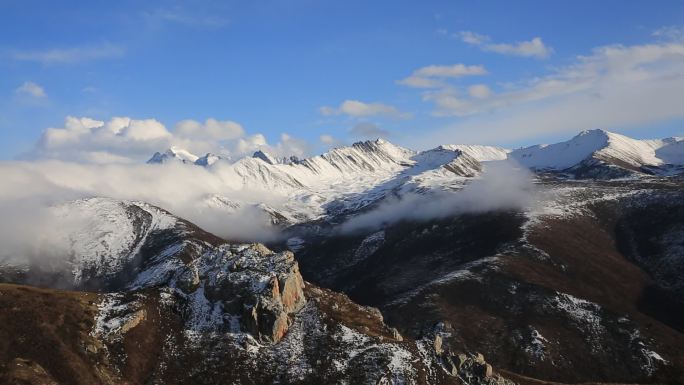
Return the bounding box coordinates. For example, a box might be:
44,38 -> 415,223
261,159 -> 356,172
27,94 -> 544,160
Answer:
252,150 -> 299,165
572,128 -> 614,143
252,150 -> 279,165
147,146 -> 199,164
195,153 -> 225,166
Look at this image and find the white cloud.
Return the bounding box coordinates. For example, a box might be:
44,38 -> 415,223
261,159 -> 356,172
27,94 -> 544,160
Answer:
318,134 -> 347,149
122,119 -> 171,141
458,31 -> 489,45
175,118 -> 245,140
320,100 -> 411,119
397,75 -> 445,89
398,64 -> 487,89
415,39 -> 684,145
0,161 -> 283,243
319,134 -> 336,144
35,117 -> 172,162
15,81 -> 47,98
414,64 -> 487,78
10,43 -> 124,64
468,84 -> 491,99
484,37 -> 553,59
143,6 -> 230,28
29,116 -> 309,163
350,122 -> 390,139
339,161 -> 535,233
652,25 -> 684,41
274,133 -> 311,159
457,31 -> 553,59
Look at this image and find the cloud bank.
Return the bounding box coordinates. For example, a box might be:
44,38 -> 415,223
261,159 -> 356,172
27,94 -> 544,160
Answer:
28,116 -> 310,164
339,160 -> 536,233
0,160 -> 285,246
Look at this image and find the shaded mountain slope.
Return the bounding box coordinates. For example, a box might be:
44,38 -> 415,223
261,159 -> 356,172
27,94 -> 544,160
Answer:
290,179 -> 684,384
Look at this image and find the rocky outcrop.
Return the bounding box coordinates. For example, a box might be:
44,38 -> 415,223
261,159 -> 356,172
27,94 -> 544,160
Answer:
215,246 -> 306,343
424,323 -> 514,385
240,251 -> 307,342
165,243 -> 308,343
119,309 -> 146,334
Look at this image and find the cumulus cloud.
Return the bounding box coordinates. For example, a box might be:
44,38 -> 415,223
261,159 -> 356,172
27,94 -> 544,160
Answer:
320,100 -> 411,119
10,43 -> 125,64
33,116 -> 171,162
350,122 -> 390,139
398,64 -> 487,89
416,38 -> 684,145
339,160 -> 535,233
15,81 -> 47,98
457,31 -> 553,59
175,118 -> 245,140
28,116 -> 310,163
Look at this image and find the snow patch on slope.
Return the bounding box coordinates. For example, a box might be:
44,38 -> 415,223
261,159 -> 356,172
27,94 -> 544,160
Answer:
51,198 -> 177,285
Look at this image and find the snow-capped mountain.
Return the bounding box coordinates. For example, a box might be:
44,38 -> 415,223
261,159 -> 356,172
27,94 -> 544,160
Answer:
147,146 -> 200,164
252,150 -> 300,165
510,129 -> 684,175
149,130 -> 684,186
194,152 -> 226,166
140,131 -> 684,230
438,144 -> 510,162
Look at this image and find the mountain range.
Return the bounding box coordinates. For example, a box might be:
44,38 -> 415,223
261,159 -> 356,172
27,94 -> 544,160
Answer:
1,129 -> 684,385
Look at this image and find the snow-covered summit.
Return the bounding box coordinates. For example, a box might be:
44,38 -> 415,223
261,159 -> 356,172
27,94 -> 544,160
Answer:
143,131 -> 684,207
147,146 -> 200,164
252,150 -> 300,165
438,144 -> 510,162
510,129 -> 684,171
195,152 -> 226,166
296,138 -> 415,176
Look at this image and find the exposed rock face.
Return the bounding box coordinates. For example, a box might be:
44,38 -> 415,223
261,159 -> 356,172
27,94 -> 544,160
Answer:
193,245 -> 306,343
119,309 -> 146,334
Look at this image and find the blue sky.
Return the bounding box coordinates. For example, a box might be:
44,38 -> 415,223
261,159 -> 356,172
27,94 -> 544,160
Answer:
1,0 -> 684,161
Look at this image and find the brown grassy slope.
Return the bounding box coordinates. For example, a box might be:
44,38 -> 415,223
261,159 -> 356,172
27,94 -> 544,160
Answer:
0,284 -> 116,385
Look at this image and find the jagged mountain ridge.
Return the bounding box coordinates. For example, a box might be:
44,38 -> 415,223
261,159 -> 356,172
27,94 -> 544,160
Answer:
148,129 -> 684,180
143,130 -> 684,230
